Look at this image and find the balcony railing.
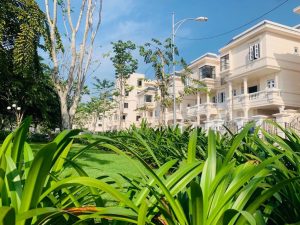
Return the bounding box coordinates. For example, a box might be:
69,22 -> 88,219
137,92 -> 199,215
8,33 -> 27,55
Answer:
186,103 -> 218,117
232,89 -> 282,109
248,89 -> 281,102
137,101 -> 155,109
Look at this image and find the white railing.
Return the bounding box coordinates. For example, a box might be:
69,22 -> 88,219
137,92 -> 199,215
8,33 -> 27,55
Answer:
232,89 -> 281,110
248,89 -> 280,101
137,101 -> 155,109
186,103 -> 217,117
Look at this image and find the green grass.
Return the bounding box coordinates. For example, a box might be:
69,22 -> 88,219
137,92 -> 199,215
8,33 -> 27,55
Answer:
1,142 -> 144,180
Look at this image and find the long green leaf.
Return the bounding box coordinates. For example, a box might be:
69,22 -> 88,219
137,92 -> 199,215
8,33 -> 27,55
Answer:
18,142 -> 57,225
187,129 -> 197,164
0,207 -> 15,225
39,177 -> 138,212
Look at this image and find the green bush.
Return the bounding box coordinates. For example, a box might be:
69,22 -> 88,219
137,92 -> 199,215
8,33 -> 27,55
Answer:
1,118 -> 300,224
27,132 -> 51,143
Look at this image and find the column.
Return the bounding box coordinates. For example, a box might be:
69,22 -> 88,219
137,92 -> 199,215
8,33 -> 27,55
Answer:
273,112 -> 289,138
197,93 -> 200,126
243,77 -> 248,95
244,108 -> 249,120
204,114 -> 211,131
228,81 -> 233,120
243,77 -> 249,120
206,91 -> 210,104
275,73 -> 279,89
252,115 -> 268,138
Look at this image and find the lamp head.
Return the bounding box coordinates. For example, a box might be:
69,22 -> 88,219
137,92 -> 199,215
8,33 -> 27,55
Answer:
294,6 -> 300,14
194,16 -> 208,22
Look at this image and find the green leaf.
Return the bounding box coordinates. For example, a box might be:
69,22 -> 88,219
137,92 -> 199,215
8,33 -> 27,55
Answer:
190,181 -> 203,225
0,207 -> 15,225
10,117 -> 31,170
18,142 -> 57,225
39,177 -> 139,212
5,155 -> 22,213
138,200 -> 148,225
187,129 -> 197,164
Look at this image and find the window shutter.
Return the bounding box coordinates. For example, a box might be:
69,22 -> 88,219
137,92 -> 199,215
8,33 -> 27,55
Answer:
249,45 -> 254,61
254,43 -> 260,59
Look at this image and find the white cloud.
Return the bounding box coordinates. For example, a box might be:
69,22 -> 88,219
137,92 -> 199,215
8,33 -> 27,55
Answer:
102,20 -> 151,43
102,0 -> 137,23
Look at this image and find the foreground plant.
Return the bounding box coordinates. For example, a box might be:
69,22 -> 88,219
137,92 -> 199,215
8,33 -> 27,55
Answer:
1,119 -> 300,224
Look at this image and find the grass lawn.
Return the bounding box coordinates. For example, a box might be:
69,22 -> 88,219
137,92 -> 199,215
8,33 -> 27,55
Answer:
63,143 -> 144,180
2,142 -> 144,180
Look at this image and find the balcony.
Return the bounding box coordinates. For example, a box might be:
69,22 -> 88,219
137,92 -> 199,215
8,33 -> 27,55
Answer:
248,89 -> 282,107
137,101 -> 155,110
166,111 -> 183,121
186,103 -> 218,117
232,89 -> 282,109
230,57 -> 280,79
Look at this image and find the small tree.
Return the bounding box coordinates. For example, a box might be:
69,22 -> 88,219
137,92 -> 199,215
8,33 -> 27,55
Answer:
140,38 -> 207,126
92,78 -> 115,131
110,40 -> 138,130
74,78 -> 115,132
140,38 -> 177,125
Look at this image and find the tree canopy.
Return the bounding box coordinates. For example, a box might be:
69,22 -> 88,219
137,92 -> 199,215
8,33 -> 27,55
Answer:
0,0 -> 61,130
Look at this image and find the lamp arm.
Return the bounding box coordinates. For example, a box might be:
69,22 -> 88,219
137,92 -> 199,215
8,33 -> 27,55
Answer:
174,18 -> 195,35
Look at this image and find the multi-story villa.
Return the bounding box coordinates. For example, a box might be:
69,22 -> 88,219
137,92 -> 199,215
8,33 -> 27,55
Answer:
75,20 -> 300,132
185,20 -> 300,131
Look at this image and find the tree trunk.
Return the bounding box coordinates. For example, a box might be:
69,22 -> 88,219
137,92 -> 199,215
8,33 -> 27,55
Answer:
59,93 -> 71,129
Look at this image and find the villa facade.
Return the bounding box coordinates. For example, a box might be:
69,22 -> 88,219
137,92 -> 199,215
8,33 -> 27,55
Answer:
79,20 -> 300,132
185,20 -> 300,131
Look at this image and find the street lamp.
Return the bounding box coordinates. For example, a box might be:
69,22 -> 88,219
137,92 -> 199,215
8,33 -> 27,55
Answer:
293,6 -> 300,14
172,13 -> 208,126
7,103 -> 22,127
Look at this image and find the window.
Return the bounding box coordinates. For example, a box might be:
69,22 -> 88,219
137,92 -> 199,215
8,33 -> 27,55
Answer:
220,54 -> 230,71
294,47 -> 299,55
149,111 -> 153,117
212,96 -> 217,103
137,79 -> 143,87
267,79 -> 275,88
98,124 -> 102,127
122,115 -> 126,120
199,65 -> 216,79
144,95 -> 152,102
218,92 -> 225,103
232,89 -> 237,96
249,43 -> 260,61
185,77 -> 191,86
136,115 -> 141,121
124,102 -> 128,108
125,91 -> 129,96
248,85 -> 258,93
187,104 -> 191,107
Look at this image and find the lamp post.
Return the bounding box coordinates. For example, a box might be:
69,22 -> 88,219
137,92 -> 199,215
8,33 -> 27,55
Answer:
293,6 -> 300,14
172,13 -> 208,126
7,103 -> 22,127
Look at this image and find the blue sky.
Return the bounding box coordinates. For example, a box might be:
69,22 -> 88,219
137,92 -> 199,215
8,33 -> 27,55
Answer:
38,0 -> 300,83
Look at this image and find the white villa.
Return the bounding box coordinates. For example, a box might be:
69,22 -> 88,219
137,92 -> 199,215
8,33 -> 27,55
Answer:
78,20 -> 300,132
